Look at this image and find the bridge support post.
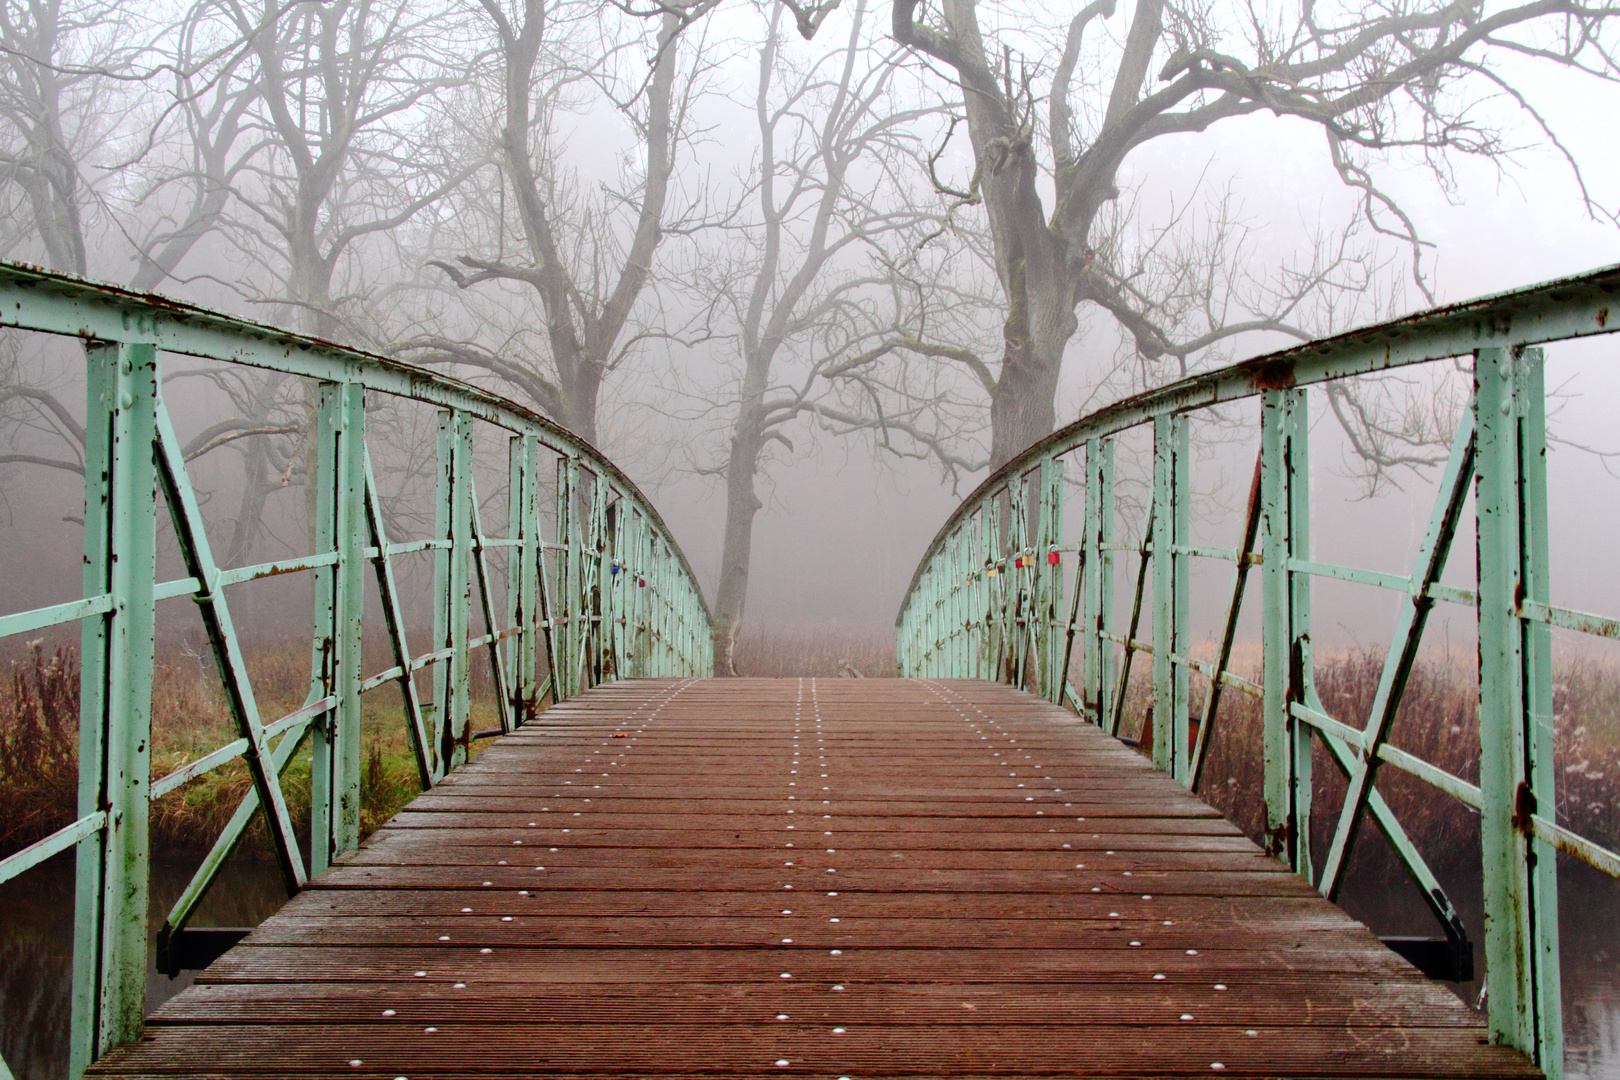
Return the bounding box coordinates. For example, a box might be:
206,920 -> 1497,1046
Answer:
434,410 -> 474,768
1260,388 -> 1313,876
956,525 -> 970,678
1007,478 -> 1030,688
556,457 -> 582,699
1151,415 -> 1189,781
310,380 -> 366,874
1036,457 -> 1065,702
971,513 -> 988,680
1081,439 -> 1115,725
509,436 -> 542,719
586,474 -> 611,688
985,495 -> 1003,681
920,537 -> 939,677
1474,346 -> 1561,1076
69,342 -> 158,1078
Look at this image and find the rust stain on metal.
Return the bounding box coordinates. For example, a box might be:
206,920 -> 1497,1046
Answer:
1246,359 -> 1297,391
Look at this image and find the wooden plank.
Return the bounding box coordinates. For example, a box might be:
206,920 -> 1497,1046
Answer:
90,678 -> 1533,1080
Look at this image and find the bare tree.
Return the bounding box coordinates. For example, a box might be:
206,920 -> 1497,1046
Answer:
403,0 -> 701,446
3,0 -> 479,562
123,1 -> 262,294
209,0 -> 475,341
0,0 -> 151,488
690,0 -> 973,672
847,0 -> 1620,468
0,0 -> 147,274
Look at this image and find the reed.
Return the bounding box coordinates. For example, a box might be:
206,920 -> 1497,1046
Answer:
0,639 -> 434,860
3,636 -> 1615,876
730,624 -> 897,678
0,642 -> 79,856
1187,647 -> 1620,884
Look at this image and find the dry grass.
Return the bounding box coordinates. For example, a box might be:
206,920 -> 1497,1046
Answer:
1154,647 -> 1620,884
730,624 -> 897,678
4,633 -> 1616,875
0,642 -> 79,855
0,638 -> 484,860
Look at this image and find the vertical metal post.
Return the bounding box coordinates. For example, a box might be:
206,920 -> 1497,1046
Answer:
638,515 -> 652,675
508,436 -> 541,723
1082,438 -> 1115,726
1037,457 -> 1065,701
969,513 -> 983,680
972,509 -> 984,679
1006,479 -> 1028,687
1260,388 -> 1312,872
433,409 -> 473,769
555,456 -> 580,700
70,342 -> 158,1076
926,540 -> 938,676
586,474 -> 609,689
651,540 -> 665,677
945,523 -> 958,678
1518,351 -> 1560,1076
1288,390 -> 1314,879
624,513 -> 642,677
1151,414 -> 1189,780
309,381 -> 365,874
1475,346 -> 1561,1074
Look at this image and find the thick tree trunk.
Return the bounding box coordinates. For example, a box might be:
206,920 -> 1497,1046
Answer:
986,260 -> 1081,468
223,433 -> 272,567
711,428 -> 765,675
561,361 -> 602,447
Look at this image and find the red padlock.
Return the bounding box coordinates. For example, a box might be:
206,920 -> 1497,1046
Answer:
1047,551 -> 1060,565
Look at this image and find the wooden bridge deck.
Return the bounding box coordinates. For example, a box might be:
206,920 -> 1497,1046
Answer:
94,678 -> 1533,1079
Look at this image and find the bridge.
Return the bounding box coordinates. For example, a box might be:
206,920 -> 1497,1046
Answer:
0,260 -> 1617,1080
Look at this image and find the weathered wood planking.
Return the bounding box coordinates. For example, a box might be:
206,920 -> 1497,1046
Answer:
91,678 -> 1534,1079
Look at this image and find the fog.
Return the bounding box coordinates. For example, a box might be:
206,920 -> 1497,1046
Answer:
1,0 -> 1618,653
4,6 -> 1620,1078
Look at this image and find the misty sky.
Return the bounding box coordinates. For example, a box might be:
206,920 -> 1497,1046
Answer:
1,1 -> 1618,658
654,51 -> 1620,648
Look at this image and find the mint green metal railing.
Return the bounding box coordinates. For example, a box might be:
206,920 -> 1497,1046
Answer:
896,264 -> 1620,1079
0,262 -> 713,1078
